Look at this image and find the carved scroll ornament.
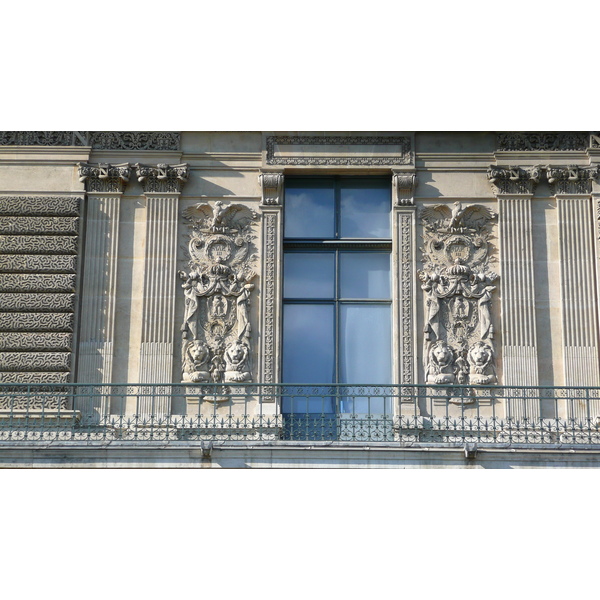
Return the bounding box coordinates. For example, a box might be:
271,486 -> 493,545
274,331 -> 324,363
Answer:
179,201 -> 259,390
419,202 -> 498,387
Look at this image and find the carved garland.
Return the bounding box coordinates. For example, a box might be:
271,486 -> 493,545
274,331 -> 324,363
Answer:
418,203 -> 498,389
179,201 -> 259,394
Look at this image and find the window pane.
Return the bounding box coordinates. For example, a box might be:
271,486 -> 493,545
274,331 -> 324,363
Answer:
339,304 -> 392,413
284,253 -> 335,299
282,304 -> 335,414
339,252 -> 390,299
283,304 -> 335,384
284,182 -> 335,238
340,182 -> 390,238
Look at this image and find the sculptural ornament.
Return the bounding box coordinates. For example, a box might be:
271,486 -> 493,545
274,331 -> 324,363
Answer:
179,201 -> 258,395
419,202 -> 498,387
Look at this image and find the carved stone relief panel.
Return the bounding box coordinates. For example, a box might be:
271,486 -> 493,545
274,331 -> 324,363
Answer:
497,132 -> 588,152
179,201 -> 259,395
418,203 -> 498,388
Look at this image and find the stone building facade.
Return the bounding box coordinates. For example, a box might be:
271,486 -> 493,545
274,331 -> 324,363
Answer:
1,131 -> 600,468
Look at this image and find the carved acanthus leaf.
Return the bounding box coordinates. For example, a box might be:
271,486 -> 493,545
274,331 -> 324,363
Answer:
487,165 -> 541,195
546,165 -> 600,195
136,163 -> 189,193
78,163 -> 131,193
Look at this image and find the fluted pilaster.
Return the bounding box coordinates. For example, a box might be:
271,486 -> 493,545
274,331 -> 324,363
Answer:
136,164 -> 189,415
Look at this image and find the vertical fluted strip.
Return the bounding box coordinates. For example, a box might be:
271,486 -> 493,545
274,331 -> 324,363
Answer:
499,196 -> 540,419
78,194 -> 121,417
558,197 -> 600,398
138,194 -> 178,415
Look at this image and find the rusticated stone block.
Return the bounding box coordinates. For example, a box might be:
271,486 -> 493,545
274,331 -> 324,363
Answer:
0,332 -> 72,351
0,293 -> 75,312
0,196 -> 80,216
0,254 -> 77,273
0,235 -> 78,255
0,273 -> 76,293
0,216 -> 79,235
0,371 -> 70,384
0,312 -> 74,332
0,352 -> 71,372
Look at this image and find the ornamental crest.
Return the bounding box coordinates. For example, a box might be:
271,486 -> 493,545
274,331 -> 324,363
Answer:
179,201 -> 258,391
418,202 -> 498,388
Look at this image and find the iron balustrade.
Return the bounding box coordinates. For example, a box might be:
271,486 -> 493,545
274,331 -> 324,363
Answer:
0,383 -> 599,447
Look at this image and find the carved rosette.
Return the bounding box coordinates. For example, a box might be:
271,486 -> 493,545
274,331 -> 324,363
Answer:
259,172 -> 284,206
547,165 -> 600,195
418,203 -> 498,391
487,165 -> 541,195
393,172 -> 417,206
78,163 -> 130,193
136,163 -> 189,193
179,201 -> 259,396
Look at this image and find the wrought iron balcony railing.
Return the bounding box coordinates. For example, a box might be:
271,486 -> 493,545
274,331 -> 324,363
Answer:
0,383 -> 600,447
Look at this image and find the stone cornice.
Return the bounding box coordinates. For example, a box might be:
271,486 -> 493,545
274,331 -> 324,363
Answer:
78,163 -> 130,193
547,165 -> 600,195
487,165 -> 541,195
135,163 -> 189,194
259,171 -> 284,206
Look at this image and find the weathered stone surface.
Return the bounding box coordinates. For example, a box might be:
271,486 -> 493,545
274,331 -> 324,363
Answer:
0,196 -> 79,216
0,254 -> 77,273
0,352 -> 71,372
0,273 -> 76,293
0,235 -> 78,255
0,332 -> 72,351
0,312 -> 74,332
0,293 -> 75,312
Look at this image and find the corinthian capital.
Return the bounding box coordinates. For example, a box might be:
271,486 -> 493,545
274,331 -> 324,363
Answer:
392,171 -> 417,206
487,165 -> 541,195
135,163 -> 189,193
259,171 -> 284,206
78,162 -> 130,193
546,165 -> 600,195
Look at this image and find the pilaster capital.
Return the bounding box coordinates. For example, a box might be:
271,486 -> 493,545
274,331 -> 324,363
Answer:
546,165 -> 600,196
259,170 -> 284,206
135,163 -> 189,194
78,162 -> 130,193
392,170 -> 417,206
487,165 -> 541,195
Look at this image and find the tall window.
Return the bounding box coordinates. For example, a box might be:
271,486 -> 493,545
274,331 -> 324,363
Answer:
282,177 -> 392,418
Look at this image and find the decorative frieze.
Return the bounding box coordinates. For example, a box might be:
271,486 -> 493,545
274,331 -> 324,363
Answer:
0,235 -> 77,255
0,216 -> 79,236
487,166 -> 541,195
0,255 -> 77,273
393,171 -> 417,206
497,132 -> 588,152
0,293 -> 75,312
0,394 -> 68,410
0,312 -> 74,332
547,165 -> 600,195
179,201 -> 259,392
266,136 -> 412,166
0,332 -> 72,352
0,196 -> 79,216
419,203 -> 498,392
259,171 -> 284,206
0,372 -> 69,384
78,163 -> 130,194
0,273 -> 76,293
136,163 -> 189,194
0,131 -> 181,151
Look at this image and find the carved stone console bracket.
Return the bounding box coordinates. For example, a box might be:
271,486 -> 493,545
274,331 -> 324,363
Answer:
487,165 -> 541,195
393,171 -> 417,206
418,203 -> 498,398
78,163 -> 131,194
179,201 -> 259,402
259,171 -> 284,206
135,163 -> 189,194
